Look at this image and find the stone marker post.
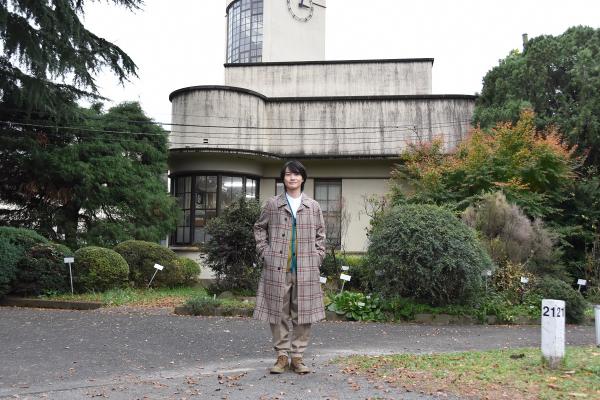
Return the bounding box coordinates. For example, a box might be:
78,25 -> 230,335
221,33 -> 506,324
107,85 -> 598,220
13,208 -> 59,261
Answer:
541,299 -> 565,369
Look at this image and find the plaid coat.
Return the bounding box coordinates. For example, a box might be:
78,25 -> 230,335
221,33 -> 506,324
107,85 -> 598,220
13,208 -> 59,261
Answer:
253,193 -> 326,324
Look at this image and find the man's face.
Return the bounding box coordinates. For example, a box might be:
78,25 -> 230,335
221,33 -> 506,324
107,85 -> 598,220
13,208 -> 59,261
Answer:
284,168 -> 303,191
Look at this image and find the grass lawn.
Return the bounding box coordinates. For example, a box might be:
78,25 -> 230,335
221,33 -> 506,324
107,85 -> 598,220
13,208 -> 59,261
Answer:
39,286 -> 207,307
338,346 -> 600,399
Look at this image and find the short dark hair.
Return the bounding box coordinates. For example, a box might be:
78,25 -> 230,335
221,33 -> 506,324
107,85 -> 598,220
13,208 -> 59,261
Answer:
280,160 -> 307,192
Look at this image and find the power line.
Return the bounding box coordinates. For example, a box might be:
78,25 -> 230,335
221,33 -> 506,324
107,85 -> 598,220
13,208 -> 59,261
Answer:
0,118 -> 472,138
0,120 -> 471,148
0,105 -> 474,131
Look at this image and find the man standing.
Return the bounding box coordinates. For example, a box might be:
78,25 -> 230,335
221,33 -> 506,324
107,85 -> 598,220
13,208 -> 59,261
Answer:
253,160 -> 326,374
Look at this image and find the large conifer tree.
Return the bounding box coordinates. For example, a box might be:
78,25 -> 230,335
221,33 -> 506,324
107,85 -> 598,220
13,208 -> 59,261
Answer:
0,1 -> 179,248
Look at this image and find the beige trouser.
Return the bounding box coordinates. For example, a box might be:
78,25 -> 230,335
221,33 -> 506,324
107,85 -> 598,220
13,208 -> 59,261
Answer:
270,271 -> 312,358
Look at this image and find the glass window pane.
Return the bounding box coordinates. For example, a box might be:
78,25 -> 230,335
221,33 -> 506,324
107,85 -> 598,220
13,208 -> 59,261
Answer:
315,184 -> 327,202
226,0 -> 263,63
315,181 -> 343,249
246,178 -> 256,199
206,176 -> 217,192
194,227 -> 205,243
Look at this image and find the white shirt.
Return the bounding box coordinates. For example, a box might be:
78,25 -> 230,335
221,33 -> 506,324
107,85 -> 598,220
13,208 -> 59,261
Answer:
286,192 -> 302,219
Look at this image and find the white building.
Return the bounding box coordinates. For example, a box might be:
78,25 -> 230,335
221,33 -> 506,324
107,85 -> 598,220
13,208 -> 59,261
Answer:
168,0 -> 475,275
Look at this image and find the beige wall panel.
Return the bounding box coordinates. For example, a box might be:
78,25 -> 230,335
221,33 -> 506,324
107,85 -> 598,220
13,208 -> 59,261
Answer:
341,179 -> 390,252
259,178 -> 276,204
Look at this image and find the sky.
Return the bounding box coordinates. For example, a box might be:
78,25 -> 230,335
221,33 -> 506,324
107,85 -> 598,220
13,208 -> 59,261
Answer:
81,0 -> 600,125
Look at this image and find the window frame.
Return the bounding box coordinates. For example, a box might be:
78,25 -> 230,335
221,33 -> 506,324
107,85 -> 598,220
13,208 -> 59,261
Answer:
170,172 -> 260,245
226,0 -> 263,64
314,179 -> 343,249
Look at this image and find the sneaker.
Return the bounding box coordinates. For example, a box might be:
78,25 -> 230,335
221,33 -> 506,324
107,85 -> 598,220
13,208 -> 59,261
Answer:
291,357 -> 310,374
269,355 -> 289,374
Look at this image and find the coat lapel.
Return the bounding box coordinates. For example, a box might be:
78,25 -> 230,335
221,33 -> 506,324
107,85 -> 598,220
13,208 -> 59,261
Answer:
276,192 -> 292,216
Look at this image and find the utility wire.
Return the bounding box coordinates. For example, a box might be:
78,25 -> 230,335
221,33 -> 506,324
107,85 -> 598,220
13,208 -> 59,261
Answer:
0,105 -> 474,131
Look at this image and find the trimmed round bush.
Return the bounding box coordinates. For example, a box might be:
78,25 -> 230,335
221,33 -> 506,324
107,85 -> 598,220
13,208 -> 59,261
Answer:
367,204 -> 493,306
12,243 -> 72,295
533,277 -> 587,324
74,247 -> 129,292
171,257 -> 201,285
0,227 -> 49,250
0,237 -> 20,297
114,240 -> 189,287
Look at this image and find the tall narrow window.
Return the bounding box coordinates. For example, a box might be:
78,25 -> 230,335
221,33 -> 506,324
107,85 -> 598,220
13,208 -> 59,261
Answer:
174,177 -> 192,243
194,176 -> 217,243
314,180 -> 342,249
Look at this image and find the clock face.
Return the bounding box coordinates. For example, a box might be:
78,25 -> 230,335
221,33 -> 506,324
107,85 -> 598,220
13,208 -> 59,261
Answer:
287,0 -> 314,22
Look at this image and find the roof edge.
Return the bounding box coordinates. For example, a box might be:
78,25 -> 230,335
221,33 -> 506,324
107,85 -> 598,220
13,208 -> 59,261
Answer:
224,58 -> 435,67
169,85 -> 477,103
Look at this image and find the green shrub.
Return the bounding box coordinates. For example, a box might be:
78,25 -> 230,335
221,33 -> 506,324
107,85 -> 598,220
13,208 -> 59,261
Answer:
585,286 -> 600,304
114,240 -> 187,287
170,257 -> 201,286
532,276 -> 587,324
185,296 -> 222,315
0,227 -> 49,250
0,237 -> 20,297
12,243 -> 72,295
74,246 -> 129,292
367,204 -> 493,306
204,197 -> 262,292
327,291 -> 384,321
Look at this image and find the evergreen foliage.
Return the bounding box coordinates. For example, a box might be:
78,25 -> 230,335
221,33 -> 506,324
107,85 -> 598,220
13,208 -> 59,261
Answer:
0,226 -> 49,249
367,204 -> 492,306
0,0 -> 140,111
473,26 -> 600,167
73,246 -> 129,292
1,102 -> 179,249
0,236 -> 20,296
12,243 -> 72,295
113,240 -> 195,288
533,276 -> 587,324
204,197 -> 262,292
0,1 -> 177,249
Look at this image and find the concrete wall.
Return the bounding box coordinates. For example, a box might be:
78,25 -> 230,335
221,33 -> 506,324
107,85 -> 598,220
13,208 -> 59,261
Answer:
224,60 -> 433,97
263,0 -> 326,62
170,86 -> 475,157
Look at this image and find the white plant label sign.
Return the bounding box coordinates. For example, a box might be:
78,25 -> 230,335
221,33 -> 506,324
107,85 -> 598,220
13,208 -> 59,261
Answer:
340,273 -> 351,282
520,276 -> 529,284
577,279 -> 587,286
153,263 -> 164,271
341,265 -> 350,271
64,257 -> 74,264
319,276 -> 327,284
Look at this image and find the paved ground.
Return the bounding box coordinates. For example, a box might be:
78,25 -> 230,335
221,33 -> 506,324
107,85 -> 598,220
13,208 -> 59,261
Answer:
0,306 -> 595,399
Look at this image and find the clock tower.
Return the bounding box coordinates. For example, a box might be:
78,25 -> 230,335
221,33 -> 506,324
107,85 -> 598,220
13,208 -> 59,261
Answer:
225,0 -> 326,63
